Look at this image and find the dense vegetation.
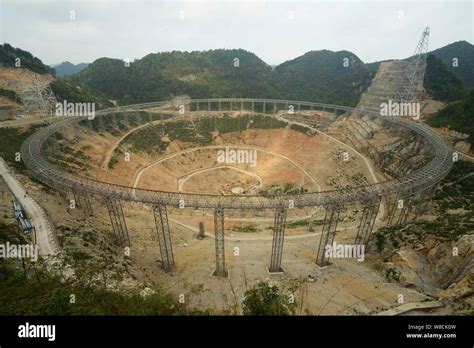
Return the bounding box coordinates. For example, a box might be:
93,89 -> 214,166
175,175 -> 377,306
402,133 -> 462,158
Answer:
430,40 -> 474,88
0,260 -> 187,315
50,79 -> 114,110
426,89 -> 474,146
424,54 -> 465,102
273,50 -> 373,106
0,43 -> 53,75
242,282 -> 296,315
69,49 -> 374,107
66,42 -> 473,107
0,126 -> 41,171
70,50 -> 281,105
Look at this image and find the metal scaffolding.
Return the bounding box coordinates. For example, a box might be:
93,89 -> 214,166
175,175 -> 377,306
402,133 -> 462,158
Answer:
394,27 -> 430,104
73,191 -> 93,216
152,204 -> 174,272
316,205 -> 341,267
72,191 -> 82,209
386,194 -> 415,227
105,198 -> 130,247
414,186 -> 436,218
213,207 -> 227,277
18,72 -> 57,124
83,193 -> 93,216
269,207 -> 287,273
354,198 -> 381,250
21,98 -> 453,211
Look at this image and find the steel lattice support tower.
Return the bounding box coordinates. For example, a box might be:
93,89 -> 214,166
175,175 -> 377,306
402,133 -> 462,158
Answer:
354,198 -> 381,250
316,205 -> 341,267
152,204 -> 175,272
269,207 -> 287,273
213,207 -> 227,277
73,191 -> 93,216
414,186 -> 436,218
394,27 -> 430,104
72,191 -> 82,209
105,198 -> 130,247
387,194 -> 415,227
386,194 -> 400,227
397,195 -> 414,225
18,72 -> 57,123
83,194 -> 93,216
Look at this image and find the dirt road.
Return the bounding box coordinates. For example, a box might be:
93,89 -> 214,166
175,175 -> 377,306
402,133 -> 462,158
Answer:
0,158 -> 58,256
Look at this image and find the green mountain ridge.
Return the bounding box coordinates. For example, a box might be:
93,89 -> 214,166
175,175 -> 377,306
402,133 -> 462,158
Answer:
2,41 -> 471,109
273,50 -> 373,106
69,48 -> 373,107
53,61 -> 89,77
430,40 -> 474,88
0,43 -> 53,75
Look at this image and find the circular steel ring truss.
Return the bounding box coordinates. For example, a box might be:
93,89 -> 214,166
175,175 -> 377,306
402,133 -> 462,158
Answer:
21,98 -> 454,210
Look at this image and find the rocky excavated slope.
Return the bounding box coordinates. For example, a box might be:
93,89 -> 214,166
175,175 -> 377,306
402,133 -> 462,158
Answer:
371,161 -> 473,314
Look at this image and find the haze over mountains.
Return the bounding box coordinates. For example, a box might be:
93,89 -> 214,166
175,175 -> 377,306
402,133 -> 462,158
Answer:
52,61 -> 89,77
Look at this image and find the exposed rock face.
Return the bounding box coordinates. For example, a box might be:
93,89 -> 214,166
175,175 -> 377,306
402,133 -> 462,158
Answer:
386,234 -> 473,299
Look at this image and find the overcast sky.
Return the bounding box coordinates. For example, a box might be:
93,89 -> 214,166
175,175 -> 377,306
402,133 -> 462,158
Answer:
1,0 -> 472,66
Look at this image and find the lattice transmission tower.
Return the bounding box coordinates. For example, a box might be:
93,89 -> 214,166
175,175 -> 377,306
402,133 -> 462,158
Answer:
18,70 -> 57,124
394,26 -> 430,103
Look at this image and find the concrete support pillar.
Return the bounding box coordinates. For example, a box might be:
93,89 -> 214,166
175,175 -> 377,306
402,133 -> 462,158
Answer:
269,207 -> 287,273
198,221 -> 205,239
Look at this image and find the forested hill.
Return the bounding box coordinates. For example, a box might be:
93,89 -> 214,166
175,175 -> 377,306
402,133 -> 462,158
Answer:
70,49 -> 281,105
0,43 -> 53,75
367,41 -> 474,89
430,41 -> 474,88
273,50 -> 373,107
427,89 -> 474,146
424,54 -> 465,102
69,49 -> 372,107
53,61 -> 89,77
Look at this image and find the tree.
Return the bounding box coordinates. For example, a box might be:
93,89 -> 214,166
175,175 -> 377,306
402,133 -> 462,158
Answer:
242,282 -> 296,315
